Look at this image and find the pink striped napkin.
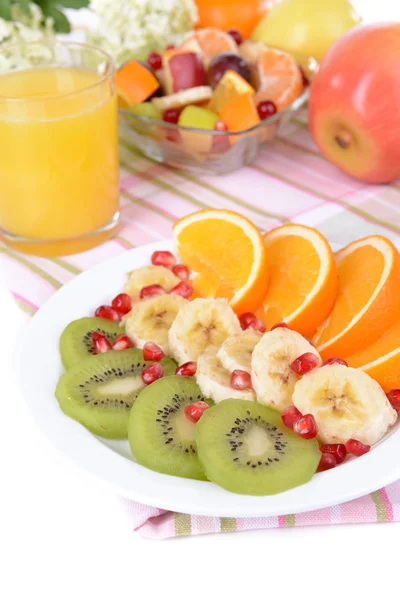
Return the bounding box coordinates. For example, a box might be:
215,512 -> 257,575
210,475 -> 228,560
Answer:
2,108 -> 400,538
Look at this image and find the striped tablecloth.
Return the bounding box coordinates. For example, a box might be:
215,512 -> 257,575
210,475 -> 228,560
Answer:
2,109 -> 400,538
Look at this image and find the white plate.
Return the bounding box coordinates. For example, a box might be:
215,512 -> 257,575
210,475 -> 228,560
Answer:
17,240 -> 400,517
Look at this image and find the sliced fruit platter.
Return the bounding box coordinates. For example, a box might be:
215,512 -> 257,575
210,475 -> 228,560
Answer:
117,27 -> 311,173
52,209 -> 400,500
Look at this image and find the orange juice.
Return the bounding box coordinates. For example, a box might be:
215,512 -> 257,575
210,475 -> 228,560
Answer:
0,63 -> 119,255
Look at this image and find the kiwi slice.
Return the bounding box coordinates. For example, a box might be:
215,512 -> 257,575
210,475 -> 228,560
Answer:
128,376 -> 212,481
196,400 -> 321,496
60,317 -> 123,369
55,349 -> 176,439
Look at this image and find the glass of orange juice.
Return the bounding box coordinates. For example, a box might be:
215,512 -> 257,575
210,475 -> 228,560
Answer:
0,41 -> 119,256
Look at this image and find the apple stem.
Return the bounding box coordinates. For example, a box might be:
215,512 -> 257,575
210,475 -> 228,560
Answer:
334,130 -> 352,150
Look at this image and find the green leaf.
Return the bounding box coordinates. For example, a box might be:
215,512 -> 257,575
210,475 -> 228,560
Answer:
17,0 -> 32,16
47,6 -> 71,32
56,0 -> 89,8
0,0 -> 12,20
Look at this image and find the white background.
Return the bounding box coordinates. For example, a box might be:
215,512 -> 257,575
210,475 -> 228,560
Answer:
1,2 -> 400,599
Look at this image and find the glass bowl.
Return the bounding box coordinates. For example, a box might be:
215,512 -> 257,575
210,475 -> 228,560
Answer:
118,88 -> 309,175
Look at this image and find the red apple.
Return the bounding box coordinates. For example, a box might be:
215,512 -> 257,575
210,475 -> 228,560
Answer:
309,23 -> 400,183
164,52 -> 207,95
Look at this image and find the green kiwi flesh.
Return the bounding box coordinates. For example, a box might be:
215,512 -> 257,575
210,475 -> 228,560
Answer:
128,375 -> 213,481
196,399 -> 321,495
55,349 -> 176,439
60,317 -> 123,369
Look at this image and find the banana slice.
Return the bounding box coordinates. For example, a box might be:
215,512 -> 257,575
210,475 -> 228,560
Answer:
124,266 -> 180,301
292,364 -> 397,445
196,346 -> 255,404
124,294 -> 188,352
168,298 -> 241,364
217,329 -> 262,374
251,328 -> 322,411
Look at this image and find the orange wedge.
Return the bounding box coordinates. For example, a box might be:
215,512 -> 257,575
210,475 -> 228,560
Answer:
115,60 -> 159,107
209,70 -> 255,113
173,209 -> 268,314
256,224 -> 338,338
347,321 -> 400,392
313,236 -> 400,360
254,48 -> 303,111
219,93 -> 260,133
186,28 -> 239,63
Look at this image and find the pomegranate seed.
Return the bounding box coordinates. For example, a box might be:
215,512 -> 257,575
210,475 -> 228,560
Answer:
322,357 -> 348,367
387,389 -> 400,410
172,264 -> 190,280
281,405 -> 302,429
111,293 -> 132,315
231,370 -> 252,390
143,341 -> 165,362
112,334 -> 134,351
270,322 -> 289,331
226,28 -> 243,45
163,108 -> 182,124
293,414 -> 317,439
320,443 -> 347,465
92,331 -> 112,354
184,401 -> 209,423
239,312 -> 257,330
345,439 -> 371,457
291,352 -> 320,375
170,280 -> 193,299
176,361 -> 197,377
317,453 -> 337,472
248,318 -> 266,333
140,284 -> 167,299
257,100 -> 277,120
298,65 -> 309,87
151,250 -> 176,268
95,305 -> 121,322
214,119 -> 227,131
142,362 -> 164,385
147,51 -> 162,71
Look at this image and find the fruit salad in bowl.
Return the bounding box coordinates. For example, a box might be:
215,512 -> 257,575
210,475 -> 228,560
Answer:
117,28 -> 313,174
55,209 -> 400,497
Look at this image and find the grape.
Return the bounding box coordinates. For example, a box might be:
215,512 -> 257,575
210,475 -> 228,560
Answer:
208,52 -> 251,88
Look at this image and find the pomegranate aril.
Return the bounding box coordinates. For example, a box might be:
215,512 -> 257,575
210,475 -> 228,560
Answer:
281,405 -> 302,429
111,292 -> 132,315
345,439 -> 371,457
112,334 -> 134,351
140,284 -> 167,299
291,352 -> 320,375
239,312 -> 257,330
176,361 -> 197,377
184,401 -> 209,423
231,370 -> 252,390
320,443 -> 347,465
322,357 -> 348,367
163,108 -> 182,124
94,305 -> 121,322
387,389 -> 400,410
293,414 -> 317,439
172,264 -> 190,280
92,331 -> 112,354
248,318 -> 266,333
147,51 -> 162,71
143,341 -> 165,362
214,119 -> 227,131
151,250 -> 176,268
226,28 -> 243,45
170,280 -> 193,299
270,322 -> 289,331
142,362 -> 164,385
257,100 -> 277,120
317,453 -> 337,472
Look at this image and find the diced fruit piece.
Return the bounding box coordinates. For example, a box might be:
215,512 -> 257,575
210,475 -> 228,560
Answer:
163,108 -> 182,124
178,105 -> 219,130
209,69 -> 254,113
227,28 -> 243,46
208,53 -> 251,89
151,250 -> 176,268
270,322 -> 289,331
293,414 -> 317,439
231,370 -> 252,390
257,100 -> 277,120
164,52 -> 207,95
281,405 -> 302,429
111,293 -> 132,316
322,357 -> 348,367
345,439 -> 371,457
239,312 -> 257,330
140,284 -> 167,299
143,341 -> 165,362
176,361 -> 197,377
152,86 -> 213,113
320,443 -> 347,465
94,305 -> 121,322
248,318 -> 266,333
185,28 -> 239,64
116,60 -> 160,108
184,401 -> 210,423
92,331 -> 112,354
142,362 -> 164,385
254,49 -> 303,111
147,51 -> 162,71
387,390 -> 400,411
291,352 -> 320,376
170,281 -> 193,299
172,264 -> 190,280
219,93 -> 260,133
317,453 -> 337,472
127,102 -> 161,120
112,334 -> 134,351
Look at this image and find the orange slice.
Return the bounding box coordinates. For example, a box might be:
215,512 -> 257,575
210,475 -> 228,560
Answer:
313,236 -> 400,360
173,209 -> 269,314
256,224 -> 338,338
347,321 -> 400,392
209,70 -> 255,113
254,49 -> 303,111
219,93 -> 260,133
115,60 -> 159,107
186,28 -> 239,63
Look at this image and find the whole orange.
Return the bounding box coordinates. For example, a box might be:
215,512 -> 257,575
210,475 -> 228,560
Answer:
195,0 -> 273,39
